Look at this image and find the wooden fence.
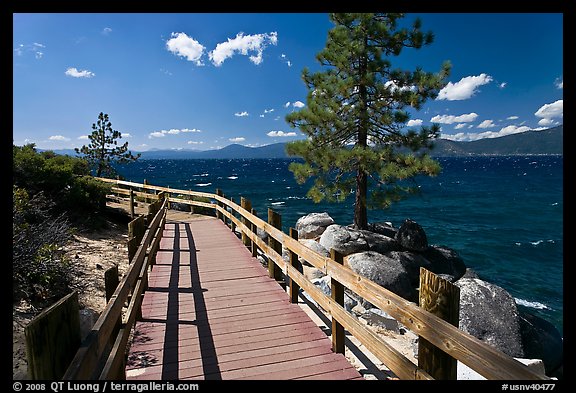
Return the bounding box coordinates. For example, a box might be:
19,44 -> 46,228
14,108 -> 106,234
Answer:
62,194 -> 168,379
85,177 -> 549,380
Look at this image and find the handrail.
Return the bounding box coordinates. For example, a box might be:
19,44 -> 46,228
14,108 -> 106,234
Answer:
96,177 -> 549,380
63,195 -> 168,380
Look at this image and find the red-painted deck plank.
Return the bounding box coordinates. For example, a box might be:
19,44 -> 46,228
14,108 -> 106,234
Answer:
126,217 -> 362,380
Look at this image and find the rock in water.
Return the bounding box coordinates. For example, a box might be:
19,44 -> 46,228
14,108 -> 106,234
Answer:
455,277 -> 524,358
518,310 -> 563,377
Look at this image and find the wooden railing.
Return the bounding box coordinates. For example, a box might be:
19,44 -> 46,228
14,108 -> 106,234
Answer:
91,177 -> 549,380
63,194 -> 168,380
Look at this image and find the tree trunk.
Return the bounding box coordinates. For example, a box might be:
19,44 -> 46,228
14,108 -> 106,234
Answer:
354,169 -> 368,229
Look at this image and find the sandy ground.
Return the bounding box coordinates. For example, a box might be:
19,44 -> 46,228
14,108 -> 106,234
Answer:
12,199 -> 418,380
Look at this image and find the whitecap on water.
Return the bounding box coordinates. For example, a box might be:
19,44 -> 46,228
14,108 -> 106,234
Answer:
270,201 -> 285,206
195,183 -> 212,187
227,176 -> 238,180
515,298 -> 551,310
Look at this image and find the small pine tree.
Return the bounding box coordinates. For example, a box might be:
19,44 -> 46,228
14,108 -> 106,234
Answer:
75,112 -> 140,177
286,13 -> 451,229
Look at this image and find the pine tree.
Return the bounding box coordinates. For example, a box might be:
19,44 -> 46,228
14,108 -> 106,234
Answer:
75,112 -> 140,177
286,13 -> 451,229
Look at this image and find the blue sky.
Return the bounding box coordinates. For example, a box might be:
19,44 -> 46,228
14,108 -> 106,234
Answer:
13,13 -> 563,152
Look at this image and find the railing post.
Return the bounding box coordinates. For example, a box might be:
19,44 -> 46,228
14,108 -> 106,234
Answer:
267,208 -> 283,285
241,197 -> 252,248
215,189 -> 223,222
418,267 -> 460,380
289,228 -> 301,304
330,249 -> 345,354
229,196 -> 236,232
143,179 -> 149,205
251,208 -> 258,257
129,188 -> 135,219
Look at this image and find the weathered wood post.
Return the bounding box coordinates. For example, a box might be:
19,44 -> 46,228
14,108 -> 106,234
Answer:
267,208 -> 283,284
216,189 -> 224,222
128,215 -> 146,262
330,249 -> 345,354
229,196 -> 236,232
129,188 -> 135,218
143,179 -> 149,204
289,228 -> 301,304
104,265 -> 119,303
418,267 -> 460,380
24,292 -> 81,380
251,208 -> 259,258
241,197 -> 252,248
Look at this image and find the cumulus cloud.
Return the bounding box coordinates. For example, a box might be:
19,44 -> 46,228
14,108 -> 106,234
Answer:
499,82 -> 507,89
209,32 -> 278,67
507,115 -> 519,120
292,101 -> 305,108
49,135 -> 71,141
534,99 -> 563,121
229,137 -> 246,142
431,113 -> 478,124
477,120 -> 496,129
148,128 -> 202,138
437,74 -> 493,101
264,108 -> 274,113
267,131 -> 297,137
166,32 -> 205,66
234,111 -> 249,117
101,27 -> 112,35
65,67 -> 95,78
187,141 -> 204,145
406,119 -> 423,127
441,124 -> 531,142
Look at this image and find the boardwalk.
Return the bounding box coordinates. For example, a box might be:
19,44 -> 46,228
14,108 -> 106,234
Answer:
125,216 -> 362,380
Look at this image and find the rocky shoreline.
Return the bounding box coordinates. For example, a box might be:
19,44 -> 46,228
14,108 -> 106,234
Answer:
279,212 -> 563,379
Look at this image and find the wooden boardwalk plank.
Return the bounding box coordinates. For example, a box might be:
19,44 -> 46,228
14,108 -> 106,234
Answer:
126,217 -> 362,380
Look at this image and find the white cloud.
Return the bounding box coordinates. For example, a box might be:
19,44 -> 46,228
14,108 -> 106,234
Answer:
555,77 -> 563,89
284,102 -> 291,108
65,67 -> 95,78
14,42 -> 45,59
234,111 -> 249,117
229,137 -> 245,142
209,32 -> 278,67
148,128 -> 201,138
49,135 -> 70,141
78,135 -> 89,140
537,118 -> 556,127
437,73 -> 493,101
431,113 -> 478,124
267,131 -> 297,137
385,80 -> 416,92
499,82 -> 507,89
406,119 -> 423,127
188,141 -> 204,145
454,123 -> 466,129
507,115 -> 519,120
166,32 -> 205,66
102,27 -> 112,35
534,99 -> 563,120
122,133 -> 133,138
441,124 -> 531,142
477,120 -> 496,129
280,53 -> 292,67
292,101 -> 305,108
264,108 -> 275,113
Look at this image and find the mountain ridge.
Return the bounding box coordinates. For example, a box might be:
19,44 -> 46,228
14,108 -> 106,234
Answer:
43,125 -> 563,159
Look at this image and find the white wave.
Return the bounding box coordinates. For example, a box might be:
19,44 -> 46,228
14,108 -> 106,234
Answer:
227,176 -> 238,180
195,183 -> 212,187
192,173 -> 209,177
271,201 -> 285,206
551,202 -> 558,206
515,298 -> 551,310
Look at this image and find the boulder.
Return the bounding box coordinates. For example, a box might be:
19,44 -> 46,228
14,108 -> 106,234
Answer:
384,250 -> 432,288
518,310 -> 563,376
346,251 -> 417,304
312,276 -> 358,312
359,230 -> 402,254
422,245 -> 467,280
366,222 -> 398,238
296,212 -> 335,239
298,239 -> 330,267
395,219 -> 428,252
319,224 -> 369,256
455,278 -> 524,358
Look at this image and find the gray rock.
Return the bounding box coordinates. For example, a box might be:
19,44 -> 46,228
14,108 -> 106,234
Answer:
359,230 -> 402,254
395,219 -> 428,252
319,224 -> 369,256
312,276 -> 358,312
298,239 -> 329,267
346,251 -> 417,304
79,308 -> 100,340
461,268 -> 480,279
295,212 -> 335,239
384,250 -> 432,288
455,278 -> 524,358
518,310 -> 563,376
422,245 -> 467,280
367,222 -> 398,238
